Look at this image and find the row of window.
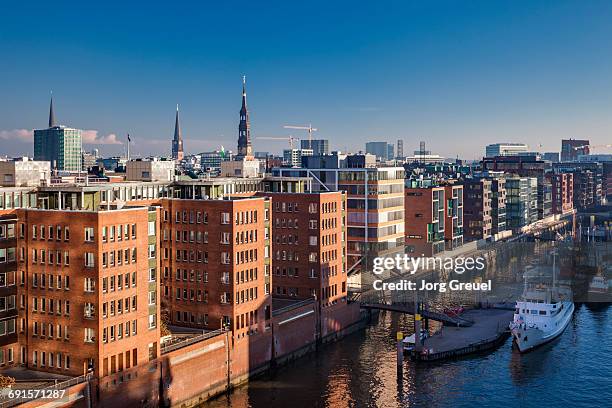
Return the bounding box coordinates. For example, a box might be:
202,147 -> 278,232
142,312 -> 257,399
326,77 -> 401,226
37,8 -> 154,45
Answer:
236,267 -> 258,285
171,268 -> 208,283
30,248 -> 70,266
102,320 -> 139,343
235,309 -> 259,332
32,321 -> 69,340
235,286 -> 259,304
30,225 -> 70,241
102,296 -> 138,318
32,273 -> 70,290
32,351 -> 71,370
102,248 -> 138,268
32,297 -> 71,315
172,287 -> 210,303
101,224 -> 138,242
175,310 -> 208,326
167,210 -> 209,224
102,272 -> 138,292
103,348 -> 138,376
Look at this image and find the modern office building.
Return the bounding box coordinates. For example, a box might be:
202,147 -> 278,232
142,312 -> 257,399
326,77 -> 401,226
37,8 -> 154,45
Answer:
272,155 -> 404,272
561,139 -> 589,162
485,143 -> 529,158
33,97 -> 82,172
505,176 -> 538,230
300,139 -> 329,156
365,142 -> 394,161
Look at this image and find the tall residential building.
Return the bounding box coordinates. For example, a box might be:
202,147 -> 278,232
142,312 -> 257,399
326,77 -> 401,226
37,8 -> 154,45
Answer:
300,139 -> 329,156
171,105 -> 184,161
547,173 -> 574,214
365,142 -> 394,161
462,178 -> 492,242
561,139 -> 589,162
236,77 -> 253,160
490,177 -> 507,235
485,143 -> 529,158
33,97 -> 82,172
443,183 -> 464,251
15,206 -> 161,377
404,182 -> 446,256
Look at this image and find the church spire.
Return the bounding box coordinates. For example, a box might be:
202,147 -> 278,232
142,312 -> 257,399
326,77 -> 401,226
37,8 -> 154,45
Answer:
172,104 -> 184,161
48,94 -> 56,128
237,76 -> 252,159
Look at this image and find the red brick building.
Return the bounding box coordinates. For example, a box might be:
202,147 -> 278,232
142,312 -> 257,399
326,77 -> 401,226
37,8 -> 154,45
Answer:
262,192 -> 347,305
159,197 -> 272,339
547,173 -> 574,214
463,178 -> 493,242
0,214 -> 18,367
405,184 -> 446,256
15,206 -> 160,378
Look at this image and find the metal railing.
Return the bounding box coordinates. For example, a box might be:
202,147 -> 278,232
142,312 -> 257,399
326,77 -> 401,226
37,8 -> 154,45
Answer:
272,298 -> 315,317
160,328 -> 226,354
0,374 -> 90,408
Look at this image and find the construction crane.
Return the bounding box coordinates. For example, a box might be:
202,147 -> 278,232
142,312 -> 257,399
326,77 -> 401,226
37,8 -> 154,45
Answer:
283,124 -> 317,149
573,144 -> 612,150
256,136 -> 300,149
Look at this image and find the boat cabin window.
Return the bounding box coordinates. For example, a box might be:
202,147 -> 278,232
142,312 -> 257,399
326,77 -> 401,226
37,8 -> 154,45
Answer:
539,310 -> 547,315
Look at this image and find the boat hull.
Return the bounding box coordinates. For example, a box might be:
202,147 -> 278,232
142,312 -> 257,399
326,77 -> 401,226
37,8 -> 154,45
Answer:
511,302 -> 574,353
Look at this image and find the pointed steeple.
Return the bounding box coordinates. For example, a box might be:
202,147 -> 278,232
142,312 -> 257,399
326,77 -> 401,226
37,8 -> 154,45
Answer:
171,104 -> 184,161
237,76 -> 252,159
48,94 -> 56,128
241,75 -> 247,109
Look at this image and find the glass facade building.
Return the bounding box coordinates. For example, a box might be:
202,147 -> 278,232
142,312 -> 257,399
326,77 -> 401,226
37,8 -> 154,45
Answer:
34,126 -> 82,171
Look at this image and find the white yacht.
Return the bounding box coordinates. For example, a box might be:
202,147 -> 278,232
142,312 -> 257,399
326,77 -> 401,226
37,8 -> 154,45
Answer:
509,259 -> 574,353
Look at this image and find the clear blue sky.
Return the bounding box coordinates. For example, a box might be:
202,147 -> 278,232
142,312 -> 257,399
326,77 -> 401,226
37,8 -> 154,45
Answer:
1,0 -> 612,159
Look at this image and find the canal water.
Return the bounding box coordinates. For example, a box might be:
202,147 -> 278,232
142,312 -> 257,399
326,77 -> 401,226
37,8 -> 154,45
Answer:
203,303 -> 611,408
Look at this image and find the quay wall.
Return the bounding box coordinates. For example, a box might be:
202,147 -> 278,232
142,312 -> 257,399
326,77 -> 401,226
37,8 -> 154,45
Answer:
17,301 -> 363,408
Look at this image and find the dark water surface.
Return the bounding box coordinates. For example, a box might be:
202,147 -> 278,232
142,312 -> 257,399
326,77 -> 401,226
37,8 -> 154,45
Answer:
203,303 -> 612,408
